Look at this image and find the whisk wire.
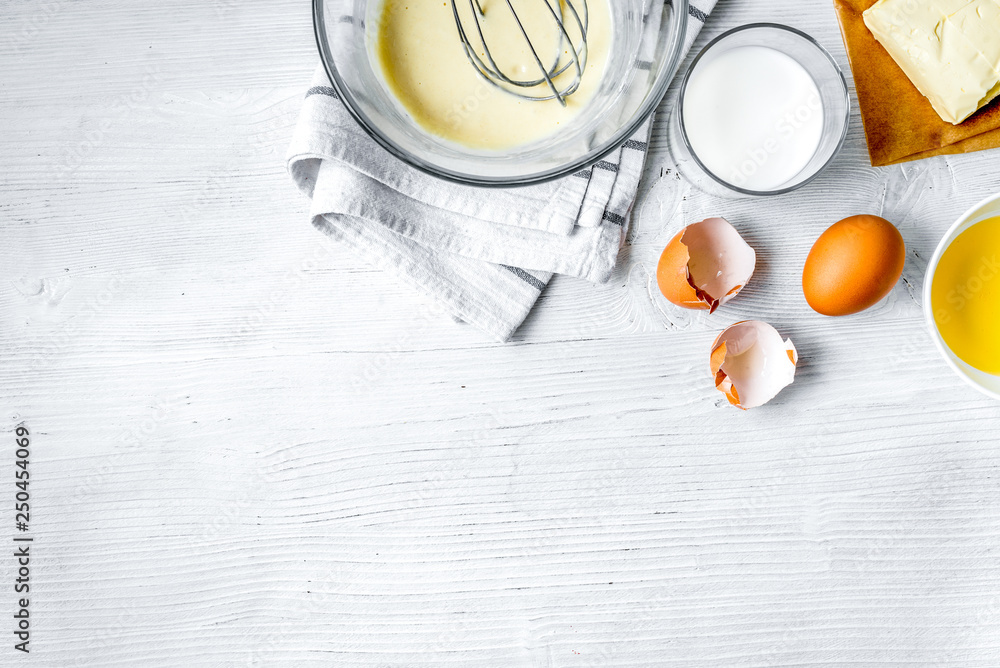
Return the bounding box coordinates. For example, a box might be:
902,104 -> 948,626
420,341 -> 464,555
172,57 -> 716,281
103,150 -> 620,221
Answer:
536,0 -> 586,99
452,0 -> 590,106
504,0 -> 565,104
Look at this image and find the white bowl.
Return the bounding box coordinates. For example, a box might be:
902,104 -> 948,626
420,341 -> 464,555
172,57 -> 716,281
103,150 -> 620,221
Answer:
923,191 -> 1000,401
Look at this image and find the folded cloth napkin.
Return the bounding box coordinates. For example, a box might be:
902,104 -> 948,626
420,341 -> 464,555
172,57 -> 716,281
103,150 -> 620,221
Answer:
288,1 -> 716,341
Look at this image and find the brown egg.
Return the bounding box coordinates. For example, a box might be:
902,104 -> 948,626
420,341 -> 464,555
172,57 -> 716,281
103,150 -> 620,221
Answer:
803,215 -> 906,316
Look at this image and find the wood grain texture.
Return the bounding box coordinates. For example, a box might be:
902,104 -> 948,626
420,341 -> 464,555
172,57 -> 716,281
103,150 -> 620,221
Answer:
3,0 -> 1000,666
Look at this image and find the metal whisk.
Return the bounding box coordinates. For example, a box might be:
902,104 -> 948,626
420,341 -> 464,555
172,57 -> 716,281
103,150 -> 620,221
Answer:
452,0 -> 589,107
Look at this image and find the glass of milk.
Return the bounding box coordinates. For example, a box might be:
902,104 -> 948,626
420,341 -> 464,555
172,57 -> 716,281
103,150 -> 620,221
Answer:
668,24 -> 850,198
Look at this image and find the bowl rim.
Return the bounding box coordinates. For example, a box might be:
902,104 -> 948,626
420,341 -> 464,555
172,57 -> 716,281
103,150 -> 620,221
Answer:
675,22 -> 851,197
312,0 -> 689,188
922,190 -> 1000,401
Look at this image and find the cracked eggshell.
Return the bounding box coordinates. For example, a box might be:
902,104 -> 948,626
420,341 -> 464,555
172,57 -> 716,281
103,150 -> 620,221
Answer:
711,321 -> 798,410
656,217 -> 756,313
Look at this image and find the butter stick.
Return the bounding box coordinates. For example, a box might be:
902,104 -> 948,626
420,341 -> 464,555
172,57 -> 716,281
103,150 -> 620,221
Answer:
863,0 -> 1000,125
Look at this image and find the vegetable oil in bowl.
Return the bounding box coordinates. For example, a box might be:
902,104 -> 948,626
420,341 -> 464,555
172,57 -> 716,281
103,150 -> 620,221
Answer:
931,216 -> 1000,375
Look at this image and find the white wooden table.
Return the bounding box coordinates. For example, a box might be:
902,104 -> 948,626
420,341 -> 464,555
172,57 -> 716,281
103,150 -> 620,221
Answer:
3,0 -> 1000,665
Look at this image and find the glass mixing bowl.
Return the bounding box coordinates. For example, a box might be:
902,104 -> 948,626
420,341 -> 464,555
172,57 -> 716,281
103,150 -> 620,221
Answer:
313,0 -> 689,187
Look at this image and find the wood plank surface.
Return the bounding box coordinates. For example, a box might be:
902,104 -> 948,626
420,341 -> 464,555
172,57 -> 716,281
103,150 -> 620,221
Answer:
2,0 -> 1000,666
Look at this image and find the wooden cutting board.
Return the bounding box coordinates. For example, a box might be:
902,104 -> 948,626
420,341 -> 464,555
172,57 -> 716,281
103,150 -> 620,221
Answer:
834,0 -> 1000,165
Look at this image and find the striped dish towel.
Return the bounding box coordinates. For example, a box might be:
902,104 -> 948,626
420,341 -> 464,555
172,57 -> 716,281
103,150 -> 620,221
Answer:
287,1 -> 716,342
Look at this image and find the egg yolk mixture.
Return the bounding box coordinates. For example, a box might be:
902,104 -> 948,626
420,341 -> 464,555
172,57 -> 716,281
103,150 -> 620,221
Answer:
931,216 -> 1000,374
376,0 -> 612,149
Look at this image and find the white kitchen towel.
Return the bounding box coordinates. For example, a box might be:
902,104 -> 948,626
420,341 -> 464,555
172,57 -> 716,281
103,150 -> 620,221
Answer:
288,1 -> 716,342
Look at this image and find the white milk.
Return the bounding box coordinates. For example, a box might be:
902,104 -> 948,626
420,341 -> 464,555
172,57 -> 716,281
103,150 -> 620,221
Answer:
682,45 -> 824,191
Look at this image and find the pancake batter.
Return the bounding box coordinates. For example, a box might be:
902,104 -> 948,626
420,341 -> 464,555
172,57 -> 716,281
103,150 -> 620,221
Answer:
376,0 -> 612,149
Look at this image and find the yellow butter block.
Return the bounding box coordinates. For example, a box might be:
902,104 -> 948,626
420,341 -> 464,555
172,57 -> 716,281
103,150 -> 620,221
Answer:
864,0 -> 1000,124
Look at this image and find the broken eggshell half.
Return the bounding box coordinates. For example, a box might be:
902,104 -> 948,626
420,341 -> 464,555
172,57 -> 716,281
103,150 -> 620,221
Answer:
710,321 -> 798,410
656,217 -> 756,313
